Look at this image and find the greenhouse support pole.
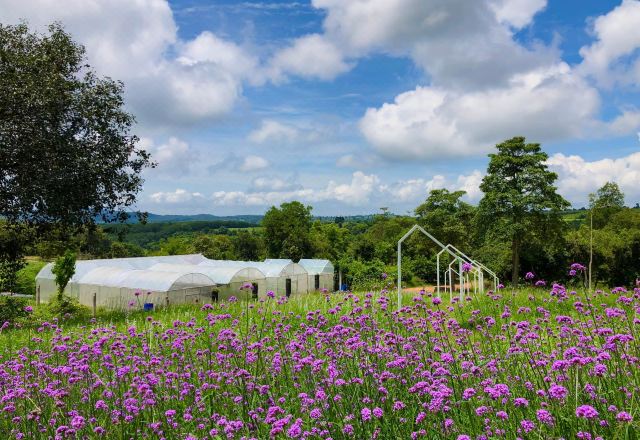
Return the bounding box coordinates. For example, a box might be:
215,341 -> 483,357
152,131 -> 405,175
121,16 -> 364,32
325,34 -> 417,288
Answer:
448,260 -> 457,299
92,292 -> 97,318
436,253 -> 440,296
397,240 -> 402,310
36,285 -> 40,306
459,259 -> 464,301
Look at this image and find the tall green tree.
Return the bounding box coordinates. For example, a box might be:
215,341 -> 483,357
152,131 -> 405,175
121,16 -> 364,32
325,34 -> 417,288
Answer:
191,234 -> 236,260
0,22 -> 152,285
0,23 -> 152,227
589,181 -> 625,228
478,137 -> 569,285
52,250 -> 76,298
262,201 -> 313,262
233,230 -> 265,261
415,189 -> 476,250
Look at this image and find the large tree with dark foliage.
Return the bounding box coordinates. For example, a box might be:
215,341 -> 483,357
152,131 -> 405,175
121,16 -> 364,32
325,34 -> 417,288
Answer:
477,137 -> 569,286
589,181 -> 625,228
0,23 -> 151,291
415,189 -> 476,250
0,23 -> 152,227
262,201 -> 313,262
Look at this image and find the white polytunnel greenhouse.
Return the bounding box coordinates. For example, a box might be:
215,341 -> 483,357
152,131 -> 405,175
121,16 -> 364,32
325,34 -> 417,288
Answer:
34,254 -> 335,309
201,259 -> 309,297
35,254 -> 212,308
297,259 -> 335,291
76,266 -> 216,308
257,260 -> 308,296
148,263 -> 266,301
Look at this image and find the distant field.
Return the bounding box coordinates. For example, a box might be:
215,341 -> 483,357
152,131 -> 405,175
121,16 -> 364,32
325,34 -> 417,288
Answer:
102,219 -> 258,247
561,207 -> 640,228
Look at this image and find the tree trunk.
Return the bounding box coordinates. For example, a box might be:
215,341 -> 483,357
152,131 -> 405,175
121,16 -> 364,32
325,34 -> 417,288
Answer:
511,237 -> 520,287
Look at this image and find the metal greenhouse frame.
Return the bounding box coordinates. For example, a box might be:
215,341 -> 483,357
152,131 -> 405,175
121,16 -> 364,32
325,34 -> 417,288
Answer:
397,225 -> 498,310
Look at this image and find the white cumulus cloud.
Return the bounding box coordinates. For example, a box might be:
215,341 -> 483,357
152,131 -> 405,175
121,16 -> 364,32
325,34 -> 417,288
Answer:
489,0 -> 547,29
150,189 -> 205,204
360,64 -> 599,159
239,155 -> 270,172
211,171 -> 380,207
140,137 -> 196,176
0,0 -> 258,128
248,120 -> 301,144
268,34 -> 352,81
547,152 -> 640,205
579,0 -> 640,88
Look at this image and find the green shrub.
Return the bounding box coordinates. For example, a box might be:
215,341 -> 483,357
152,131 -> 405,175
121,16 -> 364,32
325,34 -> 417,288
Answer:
14,260 -> 47,295
0,296 -> 30,323
46,294 -> 89,319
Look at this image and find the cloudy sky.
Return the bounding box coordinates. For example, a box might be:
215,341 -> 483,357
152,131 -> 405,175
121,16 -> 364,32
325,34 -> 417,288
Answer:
2,0 -> 640,215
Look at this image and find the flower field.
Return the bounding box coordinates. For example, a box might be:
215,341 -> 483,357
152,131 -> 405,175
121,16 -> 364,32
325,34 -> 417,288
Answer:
1,279 -> 639,439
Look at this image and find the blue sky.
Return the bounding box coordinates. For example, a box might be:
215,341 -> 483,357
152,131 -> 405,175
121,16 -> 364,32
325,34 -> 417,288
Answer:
2,0 -> 640,215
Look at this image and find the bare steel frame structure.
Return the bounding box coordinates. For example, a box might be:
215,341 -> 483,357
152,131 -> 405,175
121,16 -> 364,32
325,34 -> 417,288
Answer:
397,224 -> 499,310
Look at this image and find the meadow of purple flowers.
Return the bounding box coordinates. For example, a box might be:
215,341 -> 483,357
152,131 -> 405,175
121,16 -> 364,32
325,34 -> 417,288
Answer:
0,274 -> 639,439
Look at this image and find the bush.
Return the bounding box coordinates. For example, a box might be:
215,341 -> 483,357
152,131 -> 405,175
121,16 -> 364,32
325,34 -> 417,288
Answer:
345,259 -> 386,291
46,294 -> 89,319
14,260 -> 47,295
0,296 -> 30,323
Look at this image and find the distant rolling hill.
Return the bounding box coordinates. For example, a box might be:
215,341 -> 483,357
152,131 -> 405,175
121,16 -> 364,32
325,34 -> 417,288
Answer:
144,213 -> 264,224
99,212 -> 265,224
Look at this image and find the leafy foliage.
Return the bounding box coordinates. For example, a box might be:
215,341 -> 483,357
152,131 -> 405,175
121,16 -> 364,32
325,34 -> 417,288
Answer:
46,293 -> 88,319
477,137 -> 569,284
233,230 -> 265,261
0,223 -> 30,292
0,296 -> 29,323
589,181 -> 626,228
262,201 -> 313,262
52,250 -> 76,296
191,234 -> 235,260
568,207 -> 640,286
0,23 -> 152,226
15,259 -> 47,296
415,189 -> 475,250
103,220 -> 255,248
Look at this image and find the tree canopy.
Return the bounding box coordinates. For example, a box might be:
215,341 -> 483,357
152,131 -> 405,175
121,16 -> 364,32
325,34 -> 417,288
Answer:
415,189 -> 475,250
477,137 -> 569,285
0,23 -> 152,228
262,201 -> 313,262
589,181 -> 625,228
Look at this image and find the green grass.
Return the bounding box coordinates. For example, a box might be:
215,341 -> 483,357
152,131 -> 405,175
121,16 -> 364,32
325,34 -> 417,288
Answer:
0,284 -> 620,353
13,258 -> 47,295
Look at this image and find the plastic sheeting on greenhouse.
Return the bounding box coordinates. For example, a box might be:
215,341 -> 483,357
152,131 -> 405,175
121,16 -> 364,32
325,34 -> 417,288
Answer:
36,254 -> 207,283
298,259 -> 334,291
35,254 -> 209,307
201,259 -> 309,297
74,266 -> 216,308
34,254 -> 334,309
148,263 -> 266,302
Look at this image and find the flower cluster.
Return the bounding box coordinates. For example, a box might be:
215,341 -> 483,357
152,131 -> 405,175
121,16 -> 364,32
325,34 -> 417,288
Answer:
0,279 -> 639,439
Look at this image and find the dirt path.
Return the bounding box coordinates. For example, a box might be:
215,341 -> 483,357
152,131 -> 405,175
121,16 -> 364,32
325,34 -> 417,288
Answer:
402,284 -> 469,294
